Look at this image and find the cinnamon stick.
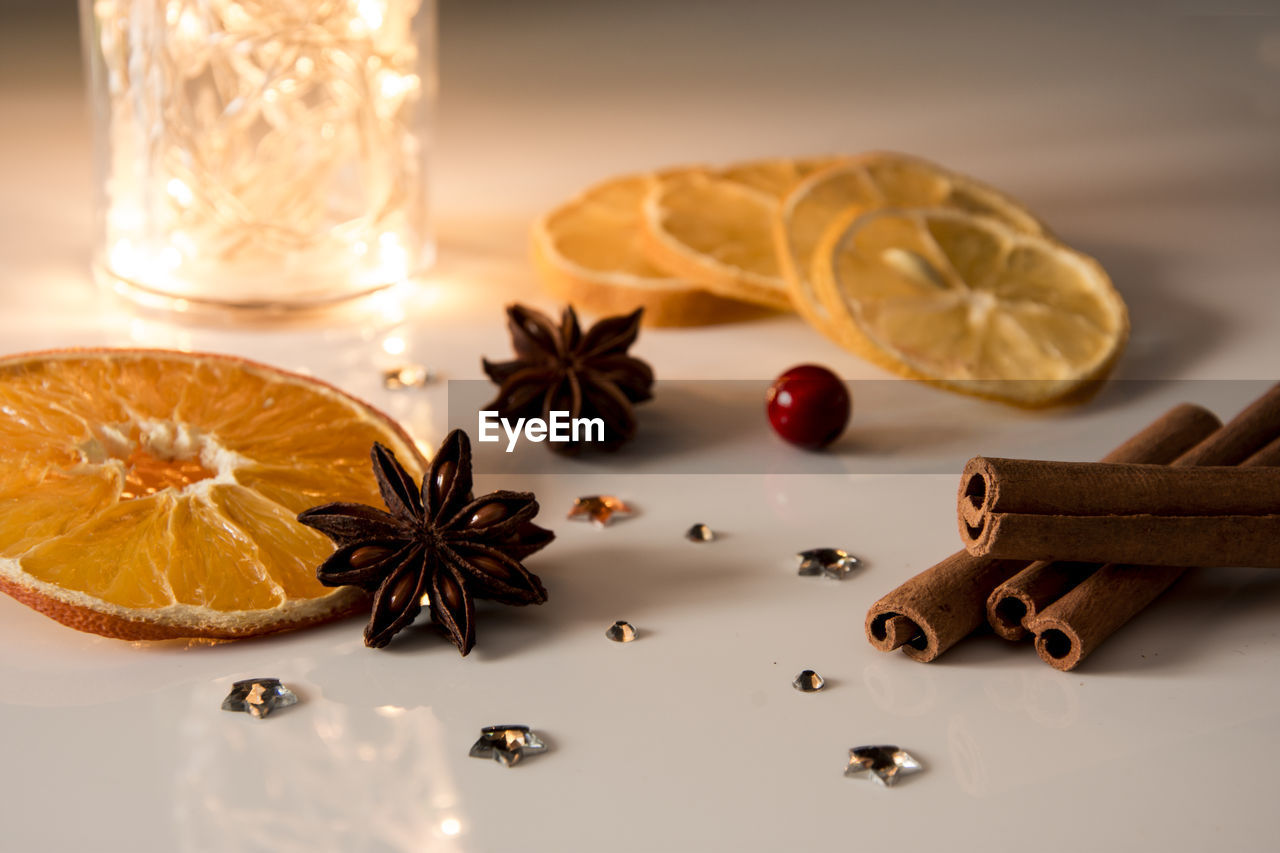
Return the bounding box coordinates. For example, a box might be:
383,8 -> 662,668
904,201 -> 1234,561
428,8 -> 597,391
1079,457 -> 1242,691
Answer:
987,560 -> 1110,642
985,406 -> 1222,639
864,402 -> 1220,661
1026,383 -> 1280,671
958,459 -> 1280,567
1244,435 -> 1280,467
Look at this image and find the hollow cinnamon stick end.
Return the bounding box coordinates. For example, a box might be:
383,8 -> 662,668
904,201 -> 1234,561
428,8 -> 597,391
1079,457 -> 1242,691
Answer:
986,586 -> 1032,641
1030,617 -> 1085,671
866,609 -> 943,660
958,457 -> 999,553
866,606 -> 944,661
958,455 -> 992,518
865,611 -> 921,652
960,512 -> 1000,557
900,631 -> 944,663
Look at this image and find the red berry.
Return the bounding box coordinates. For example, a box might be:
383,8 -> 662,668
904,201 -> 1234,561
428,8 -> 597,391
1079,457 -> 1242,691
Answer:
765,365 -> 850,449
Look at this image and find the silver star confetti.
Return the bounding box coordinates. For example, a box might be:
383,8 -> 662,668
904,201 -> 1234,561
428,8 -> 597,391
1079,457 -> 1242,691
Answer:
220,678 -> 298,719
796,548 -> 860,579
685,523 -> 715,542
382,364 -> 436,391
792,670 -> 825,692
469,725 -> 547,767
605,620 -> 637,642
845,745 -> 922,787
568,495 -> 633,527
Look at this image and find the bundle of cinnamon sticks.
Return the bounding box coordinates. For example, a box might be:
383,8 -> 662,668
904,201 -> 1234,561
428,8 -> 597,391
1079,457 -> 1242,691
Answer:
865,384 -> 1280,671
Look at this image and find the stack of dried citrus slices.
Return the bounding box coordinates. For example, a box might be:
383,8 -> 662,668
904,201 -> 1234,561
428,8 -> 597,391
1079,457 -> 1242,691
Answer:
0,349 -> 424,640
533,152 -> 1129,406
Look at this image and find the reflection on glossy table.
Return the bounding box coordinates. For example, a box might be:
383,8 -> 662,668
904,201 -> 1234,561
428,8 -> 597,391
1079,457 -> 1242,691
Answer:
1,2 -> 1279,851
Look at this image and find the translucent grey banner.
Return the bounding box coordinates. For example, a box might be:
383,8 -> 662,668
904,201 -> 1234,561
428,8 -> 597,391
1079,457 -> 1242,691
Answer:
445,379 -> 1278,476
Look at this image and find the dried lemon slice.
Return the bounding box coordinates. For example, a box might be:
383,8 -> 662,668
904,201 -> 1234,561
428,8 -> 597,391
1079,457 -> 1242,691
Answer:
777,153 -> 1046,340
811,208 -> 1128,405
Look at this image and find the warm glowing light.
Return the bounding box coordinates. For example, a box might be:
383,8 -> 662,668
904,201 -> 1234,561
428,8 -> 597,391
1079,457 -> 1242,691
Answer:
368,257 -> 408,285
223,2 -> 251,29
375,704 -> 406,718
382,335 -> 406,355
108,205 -> 144,231
127,316 -> 194,350
176,7 -> 204,41
378,70 -> 418,100
419,592 -> 431,607
440,818 -> 461,837
166,177 -> 194,207
355,0 -> 385,31
171,230 -> 196,255
92,0 -> 428,307
369,283 -> 408,324
109,239 -> 140,278
368,231 -> 410,283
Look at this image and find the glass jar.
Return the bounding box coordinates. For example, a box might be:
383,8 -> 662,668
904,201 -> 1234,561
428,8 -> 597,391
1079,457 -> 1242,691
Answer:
80,0 -> 435,311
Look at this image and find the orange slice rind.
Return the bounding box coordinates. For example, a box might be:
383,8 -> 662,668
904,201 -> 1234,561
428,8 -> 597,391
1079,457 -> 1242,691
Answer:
0,349 -> 425,640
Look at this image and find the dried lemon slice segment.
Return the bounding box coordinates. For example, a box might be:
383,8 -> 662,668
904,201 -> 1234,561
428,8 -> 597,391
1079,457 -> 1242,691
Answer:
777,153 -> 1046,339
638,158 -> 839,310
811,208 -> 1128,405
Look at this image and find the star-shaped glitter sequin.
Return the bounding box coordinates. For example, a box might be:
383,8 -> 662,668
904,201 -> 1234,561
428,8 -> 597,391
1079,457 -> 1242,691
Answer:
796,548 -> 860,579
221,678 -> 298,719
567,495 -> 633,527
469,725 -> 548,766
844,745 -> 922,787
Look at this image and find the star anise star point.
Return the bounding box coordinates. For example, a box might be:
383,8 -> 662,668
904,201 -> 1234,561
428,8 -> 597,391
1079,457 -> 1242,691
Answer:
297,430 -> 552,656
482,304 -> 654,453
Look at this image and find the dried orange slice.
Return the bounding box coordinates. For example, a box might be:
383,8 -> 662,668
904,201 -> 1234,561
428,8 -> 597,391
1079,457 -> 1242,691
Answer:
0,349 -> 425,640
715,156 -> 842,199
532,172 -> 764,326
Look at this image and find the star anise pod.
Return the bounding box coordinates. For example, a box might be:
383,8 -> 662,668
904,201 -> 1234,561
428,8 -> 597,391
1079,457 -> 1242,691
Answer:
482,304 -> 654,452
296,430 -> 552,655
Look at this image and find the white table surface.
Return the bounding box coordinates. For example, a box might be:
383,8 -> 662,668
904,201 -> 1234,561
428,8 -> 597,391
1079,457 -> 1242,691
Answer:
2,2 -> 1279,851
